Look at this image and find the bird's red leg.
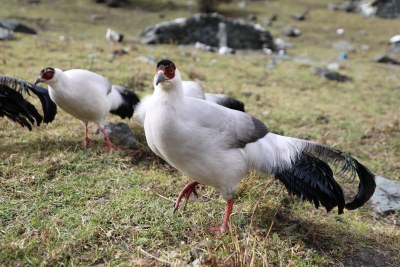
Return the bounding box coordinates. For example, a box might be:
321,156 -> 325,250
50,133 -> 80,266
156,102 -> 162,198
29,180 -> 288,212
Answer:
100,128 -> 118,151
84,124 -> 91,148
204,198 -> 234,234
174,181 -> 199,212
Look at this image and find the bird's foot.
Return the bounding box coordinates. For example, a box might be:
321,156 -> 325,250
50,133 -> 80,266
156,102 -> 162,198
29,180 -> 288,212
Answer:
173,181 -> 200,213
201,224 -> 228,234
84,137 -> 92,148
101,144 -> 118,151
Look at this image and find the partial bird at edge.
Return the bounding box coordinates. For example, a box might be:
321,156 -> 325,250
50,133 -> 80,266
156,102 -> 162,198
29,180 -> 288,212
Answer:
0,75 -> 57,130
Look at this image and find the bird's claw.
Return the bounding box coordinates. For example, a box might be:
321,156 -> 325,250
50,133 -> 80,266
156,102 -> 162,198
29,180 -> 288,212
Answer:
173,181 -> 200,213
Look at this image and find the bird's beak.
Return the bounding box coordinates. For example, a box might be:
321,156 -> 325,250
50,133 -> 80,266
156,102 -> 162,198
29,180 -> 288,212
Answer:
155,70 -> 166,86
34,77 -> 43,85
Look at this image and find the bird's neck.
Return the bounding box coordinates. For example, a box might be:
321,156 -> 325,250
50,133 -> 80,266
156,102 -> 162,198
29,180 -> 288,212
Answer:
154,82 -> 184,104
48,73 -> 70,92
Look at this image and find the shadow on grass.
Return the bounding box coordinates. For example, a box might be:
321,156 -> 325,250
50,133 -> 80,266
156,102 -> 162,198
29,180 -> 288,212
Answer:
270,208 -> 397,266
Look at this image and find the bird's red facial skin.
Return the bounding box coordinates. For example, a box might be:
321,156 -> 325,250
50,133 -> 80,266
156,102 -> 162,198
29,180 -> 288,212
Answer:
42,70 -> 54,81
157,65 -> 175,80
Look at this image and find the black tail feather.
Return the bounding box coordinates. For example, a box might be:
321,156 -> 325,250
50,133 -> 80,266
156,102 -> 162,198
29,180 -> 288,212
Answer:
27,84 -> 57,123
218,96 -> 245,112
110,85 -> 140,119
205,93 -> 245,112
276,152 -> 346,214
0,75 -> 57,125
274,140 -> 376,214
303,143 -> 376,211
345,159 -> 376,210
0,84 -> 42,130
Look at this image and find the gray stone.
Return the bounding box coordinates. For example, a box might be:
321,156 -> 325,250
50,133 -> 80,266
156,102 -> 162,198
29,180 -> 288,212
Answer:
102,122 -> 137,149
372,0 -> 400,18
140,13 -> 275,50
281,27 -> 301,37
0,27 -> 14,40
375,55 -> 400,65
0,19 -> 37,34
332,40 -> 355,52
368,176 -> 400,214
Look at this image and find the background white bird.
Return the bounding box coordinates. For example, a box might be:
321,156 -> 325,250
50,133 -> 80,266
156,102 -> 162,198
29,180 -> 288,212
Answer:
143,59 -> 376,233
134,80 -> 244,125
105,28 -> 124,43
34,67 -> 140,150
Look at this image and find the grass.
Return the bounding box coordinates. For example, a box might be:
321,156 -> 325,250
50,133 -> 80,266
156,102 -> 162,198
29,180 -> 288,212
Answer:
1,0 -> 399,265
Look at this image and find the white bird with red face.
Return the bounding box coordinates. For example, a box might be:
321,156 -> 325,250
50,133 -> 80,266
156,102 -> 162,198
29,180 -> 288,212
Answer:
34,67 -> 139,150
143,59 -> 376,233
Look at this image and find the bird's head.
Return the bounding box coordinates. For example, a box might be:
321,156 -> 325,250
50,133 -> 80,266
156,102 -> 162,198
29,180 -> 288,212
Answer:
154,59 -> 181,91
34,67 -> 56,85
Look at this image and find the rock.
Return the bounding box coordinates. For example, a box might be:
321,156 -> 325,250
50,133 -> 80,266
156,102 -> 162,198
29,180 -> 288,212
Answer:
332,40 -> 355,52
291,10 -> 309,21
136,55 -> 156,65
328,0 -> 359,13
266,58 -> 276,69
375,55 -> 400,65
0,27 -> 14,40
91,14 -> 106,21
368,176 -> 400,214
359,2 -> 377,17
194,42 -> 218,53
314,67 -> 352,82
92,0 -> 129,8
336,28 -> 345,35
274,38 -> 294,50
102,122 -> 137,149
218,46 -> 235,55
372,0 -> 400,18
281,27 -> 301,37
0,19 -> 37,34
327,62 -> 340,71
140,13 -> 275,50
389,35 -> 400,53
340,0 -> 358,12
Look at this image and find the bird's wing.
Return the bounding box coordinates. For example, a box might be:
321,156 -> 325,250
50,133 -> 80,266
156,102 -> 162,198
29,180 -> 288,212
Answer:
64,69 -> 112,95
183,97 -> 268,149
182,81 -> 206,99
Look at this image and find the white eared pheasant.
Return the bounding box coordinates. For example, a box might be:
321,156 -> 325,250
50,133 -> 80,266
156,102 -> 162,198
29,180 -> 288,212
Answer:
143,59 -> 376,233
34,67 -> 139,150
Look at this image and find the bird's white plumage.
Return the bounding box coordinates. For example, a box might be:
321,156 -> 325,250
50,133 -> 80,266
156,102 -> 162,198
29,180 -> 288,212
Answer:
144,60 -> 376,232
45,69 -> 121,128
181,81 -> 205,99
144,68 -> 305,199
106,28 -> 123,43
135,79 -> 243,125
